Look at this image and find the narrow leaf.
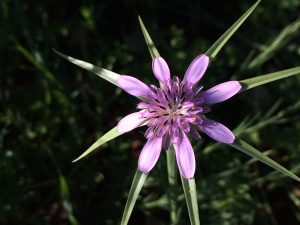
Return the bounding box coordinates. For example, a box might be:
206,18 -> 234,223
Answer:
248,18 -> 300,69
59,175 -> 79,225
53,49 -> 120,86
239,67 -> 300,91
121,170 -> 148,225
16,44 -> 61,87
181,177 -> 200,225
73,127 -> 121,162
138,16 -> 160,59
59,175 -> 70,199
206,0 -> 261,59
230,138 -> 300,182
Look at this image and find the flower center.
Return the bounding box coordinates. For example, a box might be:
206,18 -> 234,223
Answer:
139,76 -> 205,141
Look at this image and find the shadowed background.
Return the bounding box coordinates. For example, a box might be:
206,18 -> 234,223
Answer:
1,0 -> 300,224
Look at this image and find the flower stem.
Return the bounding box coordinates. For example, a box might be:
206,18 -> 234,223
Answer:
166,146 -> 179,225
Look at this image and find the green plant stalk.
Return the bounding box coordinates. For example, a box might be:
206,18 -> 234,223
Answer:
181,177 -> 200,225
166,146 -> 178,225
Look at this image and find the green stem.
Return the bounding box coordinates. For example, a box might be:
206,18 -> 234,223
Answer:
166,146 -> 178,224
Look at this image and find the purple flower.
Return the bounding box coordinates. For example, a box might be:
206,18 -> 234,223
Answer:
117,54 -> 241,179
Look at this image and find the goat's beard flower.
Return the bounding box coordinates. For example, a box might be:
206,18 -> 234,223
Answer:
117,54 -> 241,179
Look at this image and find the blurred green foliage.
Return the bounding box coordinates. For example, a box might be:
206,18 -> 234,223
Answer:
1,0 -> 300,224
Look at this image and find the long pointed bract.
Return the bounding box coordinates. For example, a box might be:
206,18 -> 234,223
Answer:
121,170 -> 148,225
239,67 -> 300,92
181,176 -> 201,225
138,16 -> 160,59
73,127 -> 121,162
206,0 -> 261,60
230,138 -> 300,182
53,49 -> 120,86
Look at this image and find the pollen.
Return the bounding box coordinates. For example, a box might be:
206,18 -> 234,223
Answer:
192,116 -> 196,121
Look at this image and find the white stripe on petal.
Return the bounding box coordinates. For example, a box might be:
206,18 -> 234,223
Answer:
117,111 -> 147,133
138,136 -> 163,174
174,132 -> 196,179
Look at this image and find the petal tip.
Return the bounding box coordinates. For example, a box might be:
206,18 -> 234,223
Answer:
202,80 -> 242,104
117,75 -> 150,97
174,133 -> 196,179
117,111 -> 145,133
184,54 -> 210,85
152,57 -> 170,85
199,118 -> 236,144
137,136 -> 163,174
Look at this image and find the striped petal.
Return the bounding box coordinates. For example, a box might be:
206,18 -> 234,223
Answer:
138,136 -> 163,173
152,57 -> 170,85
198,117 -> 235,144
117,75 -> 151,97
183,54 -> 209,86
174,132 -> 196,179
201,81 -> 241,104
117,111 -> 146,133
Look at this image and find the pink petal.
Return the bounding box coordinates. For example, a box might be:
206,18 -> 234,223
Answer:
198,117 -> 235,144
117,111 -> 146,133
201,81 -> 241,104
183,54 -> 209,86
138,136 -> 163,173
117,75 -> 151,97
152,57 -> 170,85
174,132 -> 196,179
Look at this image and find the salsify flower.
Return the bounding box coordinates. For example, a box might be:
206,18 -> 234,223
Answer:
116,54 -> 241,179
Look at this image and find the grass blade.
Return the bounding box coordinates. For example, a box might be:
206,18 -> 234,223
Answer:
181,177 -> 200,225
121,170 -> 148,225
59,175 -> 79,225
248,18 -> 300,69
16,44 -> 60,85
53,49 -> 120,86
138,16 -> 160,59
73,127 -> 121,162
230,138 -> 300,182
206,0 -> 261,59
239,67 -> 300,91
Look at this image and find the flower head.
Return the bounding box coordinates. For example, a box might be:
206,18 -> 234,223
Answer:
117,54 -> 241,178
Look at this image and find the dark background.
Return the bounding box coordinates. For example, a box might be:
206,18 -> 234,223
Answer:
1,0 -> 300,224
